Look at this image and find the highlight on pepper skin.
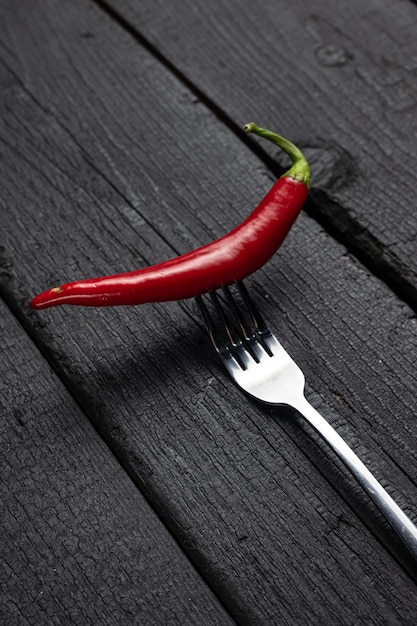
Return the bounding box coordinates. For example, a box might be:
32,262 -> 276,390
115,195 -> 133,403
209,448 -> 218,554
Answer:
30,286 -> 67,309
30,284 -> 99,309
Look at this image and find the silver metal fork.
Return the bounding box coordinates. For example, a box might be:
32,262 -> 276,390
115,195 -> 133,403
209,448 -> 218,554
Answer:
196,280 -> 417,560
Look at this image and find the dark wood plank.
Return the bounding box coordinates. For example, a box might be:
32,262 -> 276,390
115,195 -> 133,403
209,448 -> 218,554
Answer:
105,0 -> 417,309
0,300 -> 233,625
1,1 -> 417,624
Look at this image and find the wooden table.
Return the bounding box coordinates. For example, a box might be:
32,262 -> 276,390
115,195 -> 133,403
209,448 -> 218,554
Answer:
2,1 -> 417,623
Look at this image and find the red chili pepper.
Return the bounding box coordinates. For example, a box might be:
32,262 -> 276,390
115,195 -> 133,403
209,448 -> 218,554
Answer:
30,124 -> 310,310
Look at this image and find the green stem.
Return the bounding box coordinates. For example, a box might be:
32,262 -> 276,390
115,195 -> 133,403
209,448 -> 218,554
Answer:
244,123 -> 310,188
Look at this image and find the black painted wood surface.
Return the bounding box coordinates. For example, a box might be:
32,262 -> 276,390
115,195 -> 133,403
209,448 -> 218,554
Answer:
0,300 -> 233,625
1,0 -> 417,624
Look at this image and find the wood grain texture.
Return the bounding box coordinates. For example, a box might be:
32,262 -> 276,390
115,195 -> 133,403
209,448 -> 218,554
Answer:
0,299 -> 233,625
104,0 -> 417,309
1,0 -> 417,624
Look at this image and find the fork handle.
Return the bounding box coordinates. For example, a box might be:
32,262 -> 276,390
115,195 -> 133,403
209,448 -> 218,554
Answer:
296,398 -> 417,560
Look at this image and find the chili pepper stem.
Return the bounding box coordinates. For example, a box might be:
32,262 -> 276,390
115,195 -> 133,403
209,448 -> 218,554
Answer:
244,123 -> 310,188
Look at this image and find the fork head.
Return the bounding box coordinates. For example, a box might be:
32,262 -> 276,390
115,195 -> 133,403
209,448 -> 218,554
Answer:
196,281 -> 306,406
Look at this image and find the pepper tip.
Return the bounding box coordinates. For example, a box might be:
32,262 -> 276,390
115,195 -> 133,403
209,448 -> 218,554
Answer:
30,286 -> 64,310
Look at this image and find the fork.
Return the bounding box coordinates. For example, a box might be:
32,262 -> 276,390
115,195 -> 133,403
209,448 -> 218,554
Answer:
196,280 -> 417,560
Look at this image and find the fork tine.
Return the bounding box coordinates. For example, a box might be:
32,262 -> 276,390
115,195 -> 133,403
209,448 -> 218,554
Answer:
196,293 -> 245,373
222,284 -> 250,339
221,285 -> 267,364
212,289 -> 263,368
196,282 -> 273,368
221,285 -> 271,363
210,290 -> 237,347
195,294 -> 218,350
235,281 -> 274,356
197,290 -> 241,350
236,281 -> 265,331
